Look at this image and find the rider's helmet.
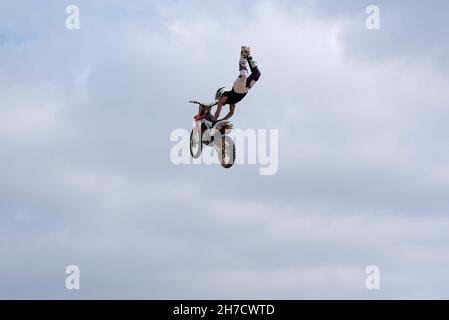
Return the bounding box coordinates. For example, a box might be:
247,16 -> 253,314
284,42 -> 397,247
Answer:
215,87 -> 227,101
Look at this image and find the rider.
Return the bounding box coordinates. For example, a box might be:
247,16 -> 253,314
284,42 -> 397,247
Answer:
213,46 -> 261,121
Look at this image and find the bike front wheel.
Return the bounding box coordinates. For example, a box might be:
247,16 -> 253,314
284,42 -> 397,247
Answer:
190,127 -> 202,159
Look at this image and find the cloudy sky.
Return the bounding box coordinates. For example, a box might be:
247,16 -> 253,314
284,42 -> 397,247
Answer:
1,0 -> 449,299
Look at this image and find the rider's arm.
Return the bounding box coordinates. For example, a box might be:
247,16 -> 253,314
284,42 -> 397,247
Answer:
213,96 -> 227,121
223,104 -> 236,120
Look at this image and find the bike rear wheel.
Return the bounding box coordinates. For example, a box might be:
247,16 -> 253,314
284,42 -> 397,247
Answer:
219,136 -> 236,169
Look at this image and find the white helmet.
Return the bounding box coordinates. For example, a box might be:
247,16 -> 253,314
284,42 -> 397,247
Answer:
215,87 -> 227,101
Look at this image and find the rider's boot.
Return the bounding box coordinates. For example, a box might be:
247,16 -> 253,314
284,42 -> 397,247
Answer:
240,46 -> 251,71
241,46 -> 251,58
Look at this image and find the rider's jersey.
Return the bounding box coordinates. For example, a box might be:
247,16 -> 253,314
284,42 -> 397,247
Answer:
223,89 -> 247,105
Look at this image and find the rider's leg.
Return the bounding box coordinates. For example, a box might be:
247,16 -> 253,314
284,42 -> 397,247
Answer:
246,55 -> 261,89
233,51 -> 249,94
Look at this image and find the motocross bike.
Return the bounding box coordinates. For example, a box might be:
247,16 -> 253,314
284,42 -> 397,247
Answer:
189,100 -> 236,169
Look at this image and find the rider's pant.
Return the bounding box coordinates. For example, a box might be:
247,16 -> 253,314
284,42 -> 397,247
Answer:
233,65 -> 261,94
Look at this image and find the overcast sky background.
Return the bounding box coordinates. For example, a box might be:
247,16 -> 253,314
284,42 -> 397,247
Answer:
1,0 -> 449,299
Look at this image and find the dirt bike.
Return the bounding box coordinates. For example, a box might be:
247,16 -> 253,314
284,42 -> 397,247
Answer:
189,100 -> 236,169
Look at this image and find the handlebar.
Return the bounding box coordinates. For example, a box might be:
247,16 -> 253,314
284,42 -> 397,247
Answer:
189,100 -> 230,123
189,100 -> 217,108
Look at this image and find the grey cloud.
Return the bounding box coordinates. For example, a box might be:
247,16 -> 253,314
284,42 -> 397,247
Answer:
1,0 -> 449,299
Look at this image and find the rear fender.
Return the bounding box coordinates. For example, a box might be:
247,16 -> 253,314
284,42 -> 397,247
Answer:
214,121 -> 233,135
